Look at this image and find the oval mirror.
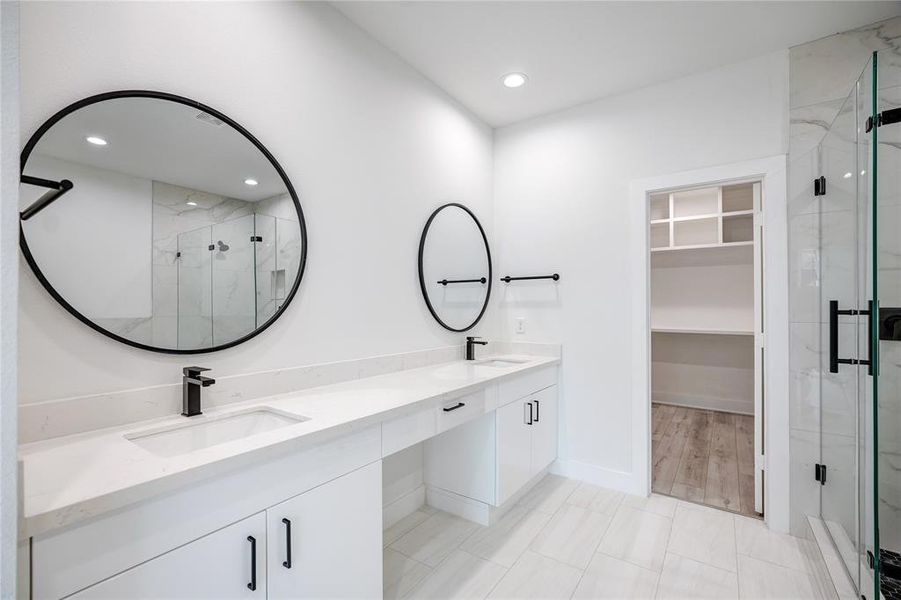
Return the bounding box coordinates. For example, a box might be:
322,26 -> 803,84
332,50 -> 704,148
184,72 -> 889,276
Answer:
19,91 -> 307,354
418,203 -> 491,332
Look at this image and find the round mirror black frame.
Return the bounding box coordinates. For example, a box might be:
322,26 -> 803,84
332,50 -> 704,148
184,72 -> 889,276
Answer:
417,203 -> 492,332
19,90 -> 308,355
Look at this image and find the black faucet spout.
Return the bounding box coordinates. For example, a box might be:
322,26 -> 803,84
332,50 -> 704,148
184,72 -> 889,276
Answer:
182,366 -> 215,417
465,336 -> 488,361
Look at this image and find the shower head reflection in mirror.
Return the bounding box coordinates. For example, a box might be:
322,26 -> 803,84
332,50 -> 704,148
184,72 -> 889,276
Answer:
19,91 -> 307,353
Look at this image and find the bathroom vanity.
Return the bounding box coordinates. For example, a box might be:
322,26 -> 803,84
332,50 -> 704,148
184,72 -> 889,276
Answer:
20,355 -> 559,599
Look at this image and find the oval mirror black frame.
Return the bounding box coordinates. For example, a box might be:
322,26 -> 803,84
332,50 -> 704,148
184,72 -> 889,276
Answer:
417,203 -> 492,332
19,90 -> 308,355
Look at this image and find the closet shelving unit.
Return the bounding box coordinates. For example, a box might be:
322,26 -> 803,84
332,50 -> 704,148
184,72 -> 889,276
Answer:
649,182 -> 757,337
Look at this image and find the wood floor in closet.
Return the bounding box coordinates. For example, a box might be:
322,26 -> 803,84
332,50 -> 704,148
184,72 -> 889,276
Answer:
651,403 -> 760,519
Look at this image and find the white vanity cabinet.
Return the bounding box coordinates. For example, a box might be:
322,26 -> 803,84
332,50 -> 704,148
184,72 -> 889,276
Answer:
424,366 -> 559,520
71,512 -> 267,599
266,462 -> 382,599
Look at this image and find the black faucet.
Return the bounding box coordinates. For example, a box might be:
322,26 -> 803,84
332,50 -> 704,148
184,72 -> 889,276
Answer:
182,366 -> 216,417
465,336 -> 488,361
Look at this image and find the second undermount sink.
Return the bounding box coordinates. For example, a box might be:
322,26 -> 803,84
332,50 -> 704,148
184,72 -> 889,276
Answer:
474,357 -> 531,368
125,407 -> 309,458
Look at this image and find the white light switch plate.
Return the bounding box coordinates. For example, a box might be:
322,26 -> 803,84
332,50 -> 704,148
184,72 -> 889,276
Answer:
515,317 -> 525,334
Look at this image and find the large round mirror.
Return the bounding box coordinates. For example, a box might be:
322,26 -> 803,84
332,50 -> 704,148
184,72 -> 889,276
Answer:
418,203 -> 491,332
19,91 -> 307,354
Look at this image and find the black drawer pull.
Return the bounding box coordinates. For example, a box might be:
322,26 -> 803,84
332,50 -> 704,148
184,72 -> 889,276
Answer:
534,400 -> 540,422
282,518 -> 292,569
443,402 -> 466,412
525,401 -> 533,425
247,535 -> 257,591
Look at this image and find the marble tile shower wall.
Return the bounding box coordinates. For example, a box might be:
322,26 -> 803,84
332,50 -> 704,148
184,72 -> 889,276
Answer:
788,17 -> 901,538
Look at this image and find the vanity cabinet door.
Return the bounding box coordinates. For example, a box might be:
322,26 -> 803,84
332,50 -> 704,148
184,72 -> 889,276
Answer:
496,398 -> 534,505
267,461 -> 382,599
70,512 -> 266,599
529,385 -> 558,475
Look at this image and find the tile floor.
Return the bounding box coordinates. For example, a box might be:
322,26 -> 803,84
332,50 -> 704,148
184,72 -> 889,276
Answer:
384,474 -> 832,599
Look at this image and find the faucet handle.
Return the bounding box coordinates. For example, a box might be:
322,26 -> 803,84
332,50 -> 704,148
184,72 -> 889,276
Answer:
183,366 -> 211,378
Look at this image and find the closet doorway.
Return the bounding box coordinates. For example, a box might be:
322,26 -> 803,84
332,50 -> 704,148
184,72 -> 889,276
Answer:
648,181 -> 764,519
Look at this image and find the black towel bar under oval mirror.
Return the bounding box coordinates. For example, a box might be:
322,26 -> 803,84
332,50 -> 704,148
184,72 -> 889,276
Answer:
418,203 -> 492,332
18,90 -> 307,354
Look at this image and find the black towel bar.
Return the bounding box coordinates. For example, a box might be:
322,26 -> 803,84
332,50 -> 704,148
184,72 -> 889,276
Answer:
500,274 -> 560,283
20,175 -> 74,221
437,277 -> 487,286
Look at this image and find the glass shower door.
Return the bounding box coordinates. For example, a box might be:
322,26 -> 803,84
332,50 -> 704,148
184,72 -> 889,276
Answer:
819,78 -> 865,591
177,226 -> 213,350
211,214 -> 257,345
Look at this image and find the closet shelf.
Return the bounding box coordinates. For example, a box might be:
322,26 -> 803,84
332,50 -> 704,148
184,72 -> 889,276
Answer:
651,327 -> 754,336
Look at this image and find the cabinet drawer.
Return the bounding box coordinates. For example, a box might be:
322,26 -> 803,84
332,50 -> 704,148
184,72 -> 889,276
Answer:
436,390 -> 486,433
497,366 -> 557,408
382,407 -> 436,456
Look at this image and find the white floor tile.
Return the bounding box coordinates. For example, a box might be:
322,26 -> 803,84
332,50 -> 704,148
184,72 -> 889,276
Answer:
530,504 -> 612,569
385,510 -> 433,547
735,515 -> 816,573
737,554 -> 823,599
667,502 -> 737,572
621,493 -> 679,518
567,482 -> 625,516
597,505 -> 671,572
487,551 -> 583,599
391,511 -> 480,567
461,506 -> 552,568
517,475 -> 579,514
656,553 -> 739,599
572,553 -> 660,599
384,548 -> 432,599
408,550 -> 507,599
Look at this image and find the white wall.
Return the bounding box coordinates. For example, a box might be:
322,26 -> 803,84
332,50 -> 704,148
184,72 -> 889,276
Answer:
18,2 -> 495,404
493,51 -> 788,489
0,2 -> 18,595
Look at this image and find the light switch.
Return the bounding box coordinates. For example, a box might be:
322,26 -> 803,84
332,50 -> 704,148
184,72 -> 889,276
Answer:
515,317 -> 525,334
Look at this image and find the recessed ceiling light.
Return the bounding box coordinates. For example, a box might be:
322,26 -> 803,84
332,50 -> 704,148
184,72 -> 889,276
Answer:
244,178 -> 258,186
502,73 -> 528,89
843,172 -> 852,179
85,136 -> 107,146
186,201 -> 198,207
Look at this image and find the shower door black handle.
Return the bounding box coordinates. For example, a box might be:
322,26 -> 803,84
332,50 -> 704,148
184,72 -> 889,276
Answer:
829,300 -> 872,373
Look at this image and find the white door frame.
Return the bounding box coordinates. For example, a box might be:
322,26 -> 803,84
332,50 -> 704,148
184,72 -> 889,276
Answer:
628,155 -> 790,533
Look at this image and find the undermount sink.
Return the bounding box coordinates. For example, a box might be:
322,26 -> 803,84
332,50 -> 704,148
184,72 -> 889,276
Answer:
125,407 -> 309,457
474,358 -> 531,368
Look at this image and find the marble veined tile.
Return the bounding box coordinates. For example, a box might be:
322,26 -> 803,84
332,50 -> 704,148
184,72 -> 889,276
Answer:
407,550 -> 506,600
666,502 -> 737,572
571,553 -> 659,600
460,505 -> 551,568
384,548 -> 431,600
487,551 -> 582,600
529,503 -> 612,569
655,553 -> 738,600
390,512 -> 478,567
596,505 -> 671,572
737,554 -> 823,600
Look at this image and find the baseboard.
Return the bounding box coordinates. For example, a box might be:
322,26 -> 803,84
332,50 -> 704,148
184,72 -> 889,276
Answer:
652,392 -> 753,416
551,458 -> 645,496
383,484 -> 425,529
425,486 -> 490,526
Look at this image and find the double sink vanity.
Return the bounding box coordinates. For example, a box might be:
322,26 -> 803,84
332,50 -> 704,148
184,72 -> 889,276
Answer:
20,351 -> 560,599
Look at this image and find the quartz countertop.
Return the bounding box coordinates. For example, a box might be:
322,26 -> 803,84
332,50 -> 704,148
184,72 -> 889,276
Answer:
19,354 -> 559,539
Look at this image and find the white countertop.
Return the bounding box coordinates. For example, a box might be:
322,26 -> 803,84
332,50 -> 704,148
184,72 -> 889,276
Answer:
19,355 -> 559,539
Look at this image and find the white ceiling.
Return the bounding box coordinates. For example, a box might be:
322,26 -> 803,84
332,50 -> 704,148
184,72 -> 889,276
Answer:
335,1 -> 901,127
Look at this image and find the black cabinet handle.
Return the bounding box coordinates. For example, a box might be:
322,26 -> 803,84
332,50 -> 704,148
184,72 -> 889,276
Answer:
443,402 -> 466,412
247,535 -> 257,591
534,400 -> 540,422
525,402 -> 533,425
282,518 -> 292,569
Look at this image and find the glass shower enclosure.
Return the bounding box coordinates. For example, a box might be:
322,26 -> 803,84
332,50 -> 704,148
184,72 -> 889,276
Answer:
814,50 -> 901,600
176,213 -> 296,349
